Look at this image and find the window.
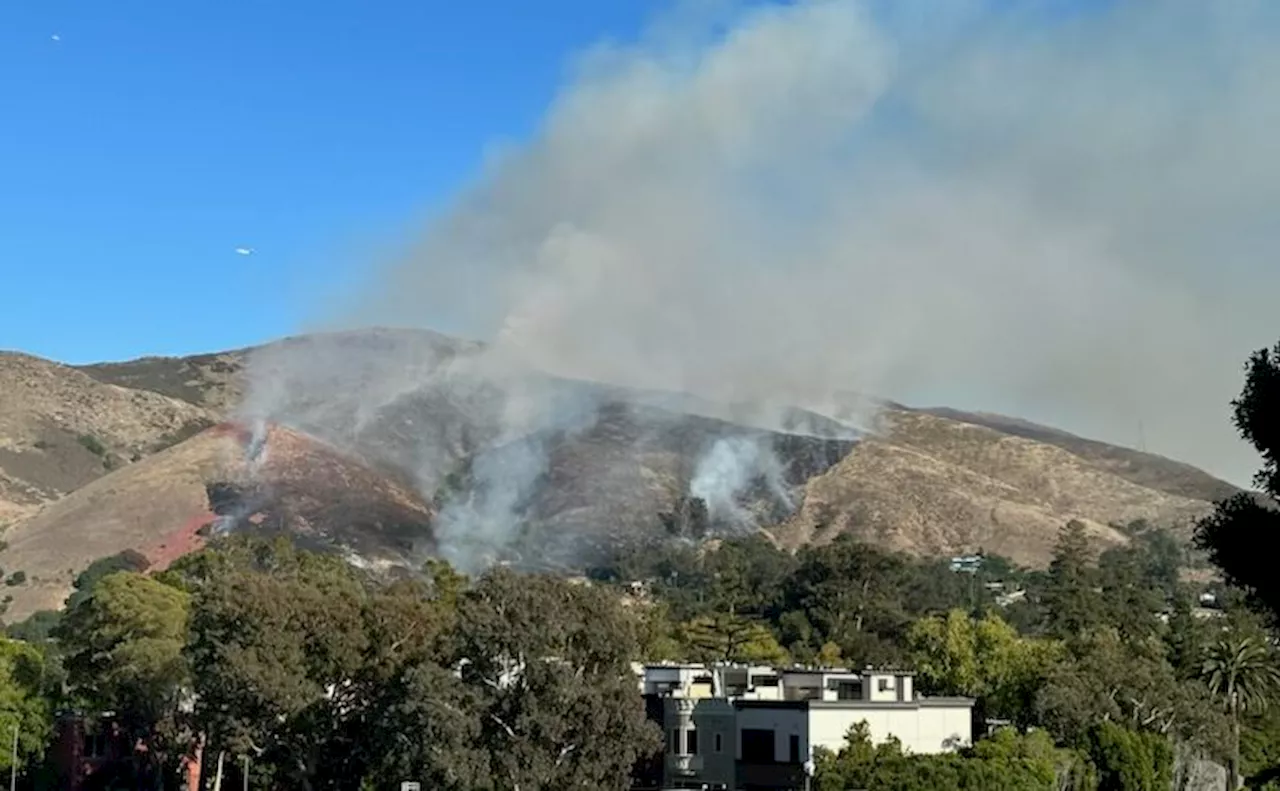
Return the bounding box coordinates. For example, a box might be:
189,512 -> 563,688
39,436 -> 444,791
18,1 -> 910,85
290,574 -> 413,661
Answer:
878,677 -> 892,692
789,734 -> 801,764
836,681 -> 862,700
741,729 -> 775,763
670,729 -> 681,754
714,732 -> 723,753
686,728 -> 699,756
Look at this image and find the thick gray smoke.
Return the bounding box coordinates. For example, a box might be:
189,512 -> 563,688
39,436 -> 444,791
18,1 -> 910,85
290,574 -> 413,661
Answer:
243,0 -> 1280,570
344,0 -> 1279,487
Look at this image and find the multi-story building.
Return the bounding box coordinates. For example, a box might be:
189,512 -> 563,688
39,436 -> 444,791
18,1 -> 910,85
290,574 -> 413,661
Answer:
634,662 -> 975,791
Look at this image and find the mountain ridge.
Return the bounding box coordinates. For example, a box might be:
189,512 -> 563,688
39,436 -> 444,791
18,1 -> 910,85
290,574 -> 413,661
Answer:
0,328 -> 1238,620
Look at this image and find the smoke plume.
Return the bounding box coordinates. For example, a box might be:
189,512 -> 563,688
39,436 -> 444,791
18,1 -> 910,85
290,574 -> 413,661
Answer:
333,0 -> 1277,486
691,435 -> 795,526
243,0 -> 1280,568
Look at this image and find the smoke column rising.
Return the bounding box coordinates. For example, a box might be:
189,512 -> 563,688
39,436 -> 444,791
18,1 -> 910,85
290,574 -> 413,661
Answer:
314,0 -> 1277,487
237,0 -> 1280,577
691,435 -> 795,526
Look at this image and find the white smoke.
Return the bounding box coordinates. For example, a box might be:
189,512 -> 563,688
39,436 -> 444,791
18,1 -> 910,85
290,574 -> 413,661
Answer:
434,436 -> 547,572
691,435 -> 795,526
337,0 -> 1279,487
240,0 -> 1280,572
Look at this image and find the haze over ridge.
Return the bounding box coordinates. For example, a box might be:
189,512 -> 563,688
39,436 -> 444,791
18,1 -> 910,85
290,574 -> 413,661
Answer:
261,0 -> 1280,488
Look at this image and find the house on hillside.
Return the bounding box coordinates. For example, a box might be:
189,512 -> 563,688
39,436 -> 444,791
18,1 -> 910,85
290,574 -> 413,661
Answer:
632,662 -> 974,791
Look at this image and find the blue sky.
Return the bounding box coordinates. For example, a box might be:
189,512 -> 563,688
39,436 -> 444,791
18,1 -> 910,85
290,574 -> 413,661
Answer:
0,0 -> 1116,365
0,0 -> 656,363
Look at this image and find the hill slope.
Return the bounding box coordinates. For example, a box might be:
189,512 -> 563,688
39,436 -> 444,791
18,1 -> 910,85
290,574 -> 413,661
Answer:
779,409 -> 1215,566
0,329 -> 1240,619
0,352 -> 214,525
0,422 -> 434,618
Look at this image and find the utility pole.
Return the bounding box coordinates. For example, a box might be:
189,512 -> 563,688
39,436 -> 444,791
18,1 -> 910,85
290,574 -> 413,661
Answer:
9,716 -> 19,791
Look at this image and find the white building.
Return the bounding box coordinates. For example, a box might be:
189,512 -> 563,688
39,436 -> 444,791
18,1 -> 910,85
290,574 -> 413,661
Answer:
635,662 -> 975,790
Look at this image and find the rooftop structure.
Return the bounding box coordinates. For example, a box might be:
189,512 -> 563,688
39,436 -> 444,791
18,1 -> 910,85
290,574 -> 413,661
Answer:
633,662 -> 975,791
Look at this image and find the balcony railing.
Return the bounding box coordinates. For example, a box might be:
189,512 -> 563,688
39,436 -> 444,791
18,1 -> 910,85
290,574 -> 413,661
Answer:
668,754 -> 704,774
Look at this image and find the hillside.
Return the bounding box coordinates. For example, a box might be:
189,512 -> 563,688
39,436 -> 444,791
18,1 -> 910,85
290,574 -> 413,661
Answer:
0,352 -> 215,526
0,421 -> 434,617
779,409 -> 1215,566
79,348 -> 249,413
0,328 -> 1241,620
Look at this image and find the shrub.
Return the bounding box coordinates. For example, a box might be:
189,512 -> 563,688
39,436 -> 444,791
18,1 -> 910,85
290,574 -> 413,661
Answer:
77,434 -> 107,457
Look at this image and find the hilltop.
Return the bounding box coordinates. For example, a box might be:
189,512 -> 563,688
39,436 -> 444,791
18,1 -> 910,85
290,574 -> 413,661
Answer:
0,329 -> 1237,619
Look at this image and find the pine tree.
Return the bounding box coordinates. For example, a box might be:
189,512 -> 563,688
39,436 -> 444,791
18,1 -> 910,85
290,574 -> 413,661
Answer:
1043,521 -> 1103,638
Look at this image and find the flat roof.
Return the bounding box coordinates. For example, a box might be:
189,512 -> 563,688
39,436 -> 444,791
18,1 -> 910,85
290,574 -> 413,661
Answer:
734,697 -> 975,711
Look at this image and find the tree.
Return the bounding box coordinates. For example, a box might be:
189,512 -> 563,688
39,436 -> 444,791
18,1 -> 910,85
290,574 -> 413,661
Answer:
1085,720 -> 1174,791
632,602 -> 686,662
342,577 -> 480,790
1097,546 -> 1163,640
1201,635 -> 1280,791
0,638 -> 54,777
1165,592 -> 1212,679
180,537 -> 473,790
182,538 -> 376,789
814,722 -> 1087,791
5,610 -> 61,644
703,535 -> 796,620
784,536 -> 910,662
907,609 -> 1059,727
680,613 -> 789,665
1195,341 -> 1280,619
452,568 -> 661,790
1034,628 -> 1226,752
1043,521 -> 1104,638
64,549 -> 151,610
56,571 -> 193,785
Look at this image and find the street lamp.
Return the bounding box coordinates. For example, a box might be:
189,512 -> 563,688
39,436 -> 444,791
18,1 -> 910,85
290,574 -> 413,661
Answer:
9,715 -> 19,791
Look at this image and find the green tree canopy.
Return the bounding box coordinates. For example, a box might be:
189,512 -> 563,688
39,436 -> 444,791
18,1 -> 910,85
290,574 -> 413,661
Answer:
1034,628 -> 1226,753
1043,521 -> 1104,638
908,609 -> 1060,726
815,722 -> 1088,791
0,638 -> 54,775
679,612 -> 789,665
56,570 -> 193,785
451,568 -> 661,791
1085,720 -> 1173,791
183,538 -> 375,787
1195,341 -> 1280,619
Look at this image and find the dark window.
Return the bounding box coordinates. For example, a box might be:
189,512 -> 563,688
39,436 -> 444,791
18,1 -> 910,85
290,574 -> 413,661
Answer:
741,728 -> 775,763
789,734 -> 801,763
714,732 -> 723,753
878,677 -> 892,692
837,681 -> 862,700
754,675 -> 779,686
686,729 -> 699,756
670,729 -> 681,754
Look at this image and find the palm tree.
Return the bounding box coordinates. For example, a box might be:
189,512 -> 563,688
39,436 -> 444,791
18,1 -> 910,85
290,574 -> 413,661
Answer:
1202,635 -> 1280,790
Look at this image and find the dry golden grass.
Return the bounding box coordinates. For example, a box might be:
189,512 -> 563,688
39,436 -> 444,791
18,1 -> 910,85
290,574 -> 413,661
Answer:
0,352 -> 214,518
0,422 -> 435,620
780,409 -> 1215,566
